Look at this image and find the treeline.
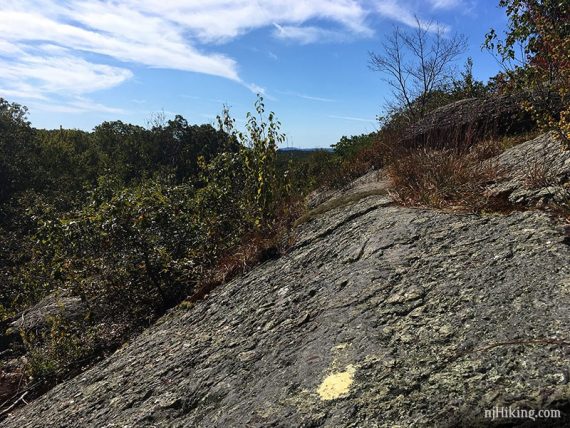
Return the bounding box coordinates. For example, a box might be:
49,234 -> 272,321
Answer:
0,91 -> 389,392
1,103 -> 232,205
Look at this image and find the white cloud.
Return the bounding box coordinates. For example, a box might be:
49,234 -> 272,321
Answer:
375,1 -> 450,31
376,0 -> 419,28
329,115 -> 376,123
0,40 -> 24,55
29,99 -> 126,114
277,90 -> 336,103
128,0 -> 372,43
273,24 -> 349,44
0,0 -> 459,114
245,83 -> 267,95
298,94 -> 336,103
429,0 -> 463,10
0,9 -> 240,81
0,53 -> 133,95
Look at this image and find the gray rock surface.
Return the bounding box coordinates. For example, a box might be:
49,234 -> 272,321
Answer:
8,292 -> 87,334
402,95 -> 535,148
489,131 -> 570,207
4,182 -> 570,426
307,169 -> 388,209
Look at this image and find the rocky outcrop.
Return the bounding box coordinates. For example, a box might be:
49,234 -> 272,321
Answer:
4,140 -> 570,426
1,292 -> 89,364
489,131 -> 570,207
402,95 -> 535,149
7,292 -> 87,334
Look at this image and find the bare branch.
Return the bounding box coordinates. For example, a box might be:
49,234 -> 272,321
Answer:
369,18 -> 467,122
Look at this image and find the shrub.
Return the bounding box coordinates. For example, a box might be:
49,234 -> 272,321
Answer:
485,0 -> 570,145
0,95 -> 302,406
5,95 -> 291,368
21,314 -> 88,382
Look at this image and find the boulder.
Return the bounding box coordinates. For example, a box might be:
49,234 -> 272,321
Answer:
7,292 -> 87,335
488,131 -> 570,207
402,94 -> 534,149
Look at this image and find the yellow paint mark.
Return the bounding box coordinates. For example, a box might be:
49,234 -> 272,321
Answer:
332,343 -> 348,350
317,365 -> 356,400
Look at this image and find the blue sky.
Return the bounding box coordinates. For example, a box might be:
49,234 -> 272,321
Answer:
0,1 -> 509,148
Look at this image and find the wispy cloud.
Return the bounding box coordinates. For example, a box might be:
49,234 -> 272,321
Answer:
277,90 -> 336,103
375,1 -> 451,32
273,24 -> 349,44
329,115 -> 376,123
0,0 -> 464,114
149,0 -> 372,43
29,98 -> 126,114
429,0 -> 463,10
299,94 -> 336,103
0,52 -> 133,95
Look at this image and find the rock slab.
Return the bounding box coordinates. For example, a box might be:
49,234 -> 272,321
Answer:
4,189 -> 570,427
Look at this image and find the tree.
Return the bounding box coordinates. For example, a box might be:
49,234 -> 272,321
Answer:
452,57 -> 487,98
369,17 -> 467,122
0,98 -> 35,203
216,95 -> 285,227
332,134 -> 375,160
484,0 -> 569,143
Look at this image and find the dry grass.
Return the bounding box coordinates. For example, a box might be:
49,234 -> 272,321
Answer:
370,112 -> 538,213
523,157 -> 559,190
493,129 -> 542,151
386,143 -> 508,211
187,233 -> 284,304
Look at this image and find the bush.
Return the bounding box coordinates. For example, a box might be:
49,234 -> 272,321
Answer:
0,99 -> 36,203
485,0 -> 570,144
0,95 -> 299,404
21,314 -> 89,382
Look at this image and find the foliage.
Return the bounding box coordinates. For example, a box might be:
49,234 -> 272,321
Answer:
0,99 -> 35,203
484,0 -> 570,143
280,149 -> 341,192
332,134 -> 375,159
21,314 -> 89,381
217,96 -> 286,227
0,95 -> 295,394
452,57 -> 488,99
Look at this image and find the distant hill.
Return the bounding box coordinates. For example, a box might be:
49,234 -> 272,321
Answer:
278,147 -> 333,152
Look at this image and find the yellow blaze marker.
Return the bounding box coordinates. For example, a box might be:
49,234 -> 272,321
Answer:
317,365 -> 356,400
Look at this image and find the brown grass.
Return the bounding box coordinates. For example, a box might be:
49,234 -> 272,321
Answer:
188,233 -> 282,303
386,142 -> 508,212
494,130 -> 542,151
523,157 -> 558,190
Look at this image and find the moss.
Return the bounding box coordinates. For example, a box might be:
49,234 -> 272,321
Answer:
177,300 -> 194,311
295,189 -> 389,227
